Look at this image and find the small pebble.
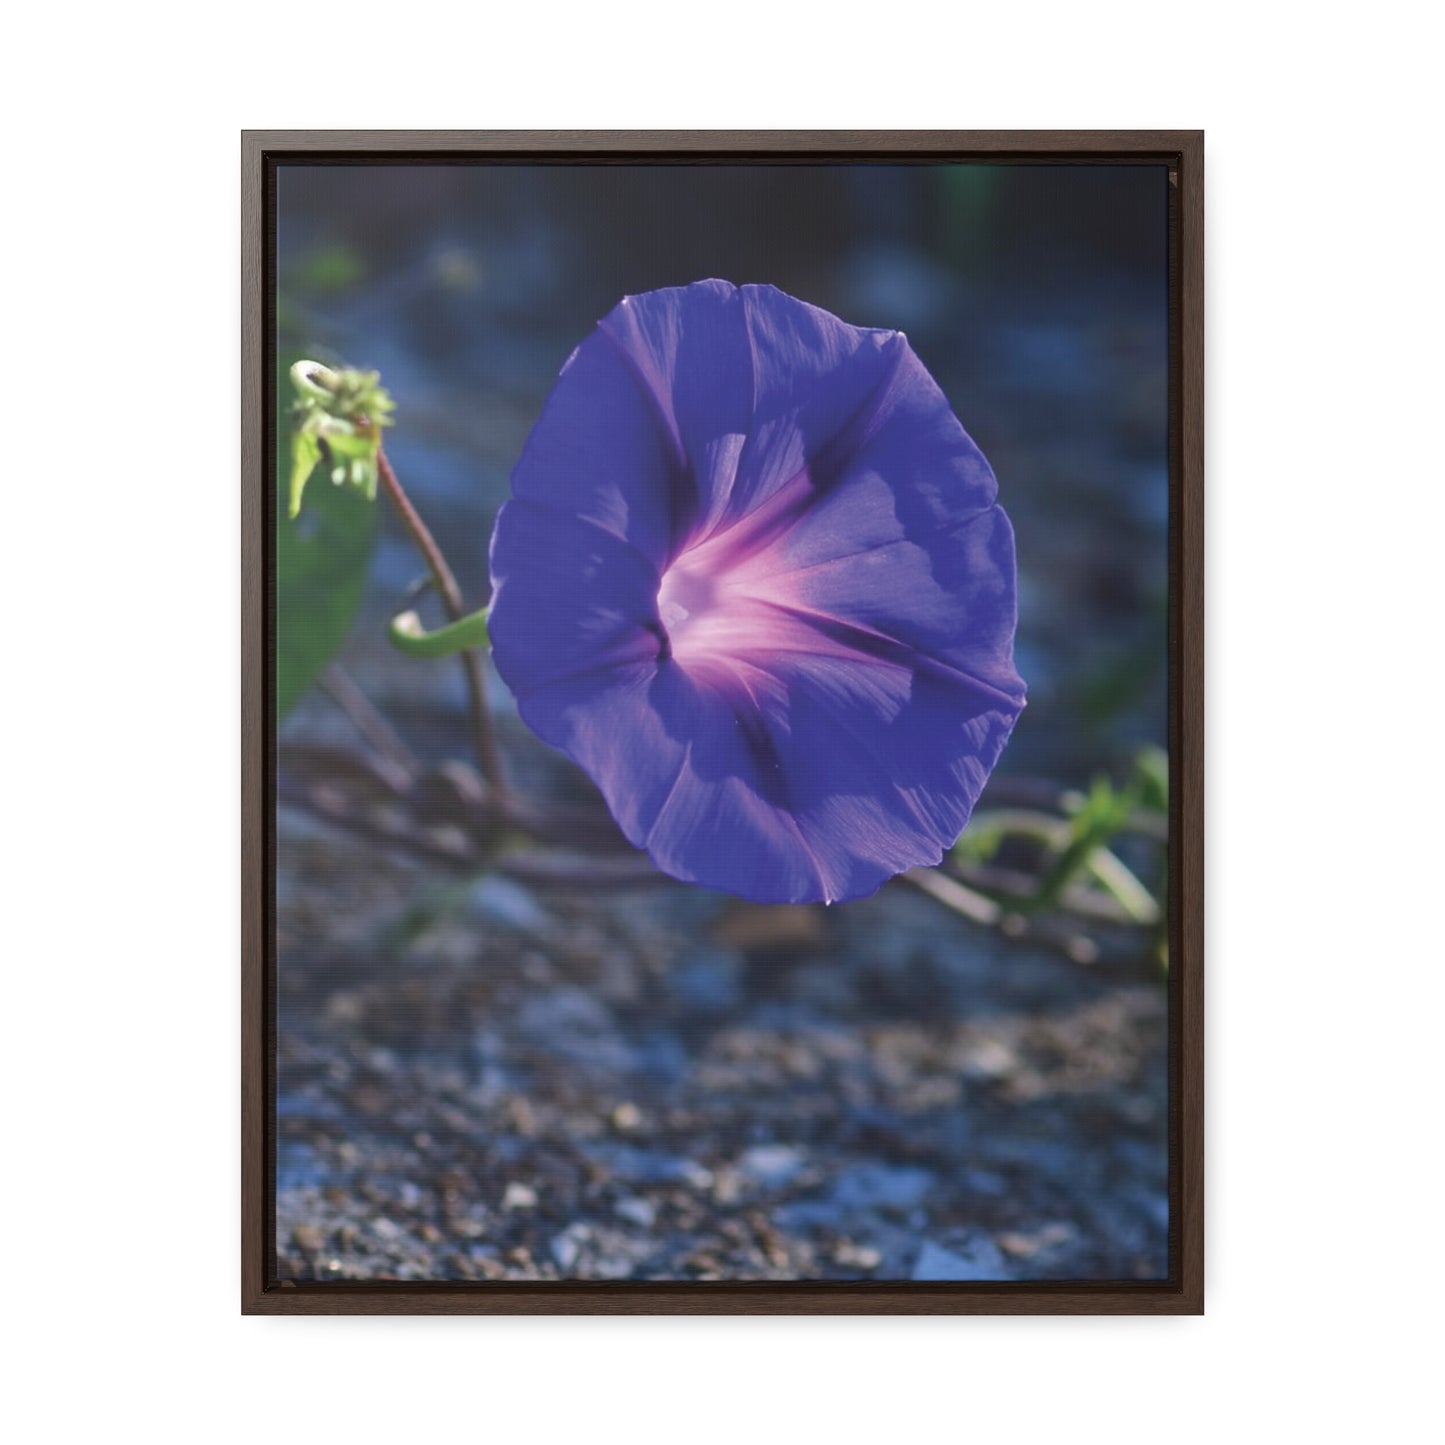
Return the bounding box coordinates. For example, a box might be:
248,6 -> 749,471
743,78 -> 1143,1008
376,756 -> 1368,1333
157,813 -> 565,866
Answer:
736,1144 -> 806,1190
615,1197 -> 657,1229
833,1240 -> 883,1271
997,1232 -> 1041,1258
291,1223 -> 325,1253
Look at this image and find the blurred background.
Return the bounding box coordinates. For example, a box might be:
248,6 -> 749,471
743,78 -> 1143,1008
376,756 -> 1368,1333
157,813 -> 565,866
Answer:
275,163 -> 1170,1283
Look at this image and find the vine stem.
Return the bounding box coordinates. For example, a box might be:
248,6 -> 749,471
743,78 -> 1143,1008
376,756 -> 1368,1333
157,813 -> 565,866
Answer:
321,663 -> 420,782
375,446 -> 509,803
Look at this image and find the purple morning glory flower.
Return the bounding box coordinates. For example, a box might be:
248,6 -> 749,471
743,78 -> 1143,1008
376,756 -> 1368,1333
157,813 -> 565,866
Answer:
489,280 -> 1025,904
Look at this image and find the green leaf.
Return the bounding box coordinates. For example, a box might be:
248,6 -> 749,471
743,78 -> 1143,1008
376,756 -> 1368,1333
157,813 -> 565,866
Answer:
1132,745 -> 1169,815
276,357 -> 378,721
288,429 -> 323,519
1039,774 -> 1139,907
951,816 -> 1004,865
1086,848 -> 1161,925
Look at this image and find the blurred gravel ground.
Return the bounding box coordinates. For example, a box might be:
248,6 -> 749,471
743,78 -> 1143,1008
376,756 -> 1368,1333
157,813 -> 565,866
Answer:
276,819 -> 1167,1283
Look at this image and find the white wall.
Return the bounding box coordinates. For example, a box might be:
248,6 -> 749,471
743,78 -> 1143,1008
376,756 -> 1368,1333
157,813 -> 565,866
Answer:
4,3 -> 1438,1440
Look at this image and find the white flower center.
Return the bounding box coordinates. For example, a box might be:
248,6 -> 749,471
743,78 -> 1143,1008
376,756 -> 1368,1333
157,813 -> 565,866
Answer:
657,560 -> 723,643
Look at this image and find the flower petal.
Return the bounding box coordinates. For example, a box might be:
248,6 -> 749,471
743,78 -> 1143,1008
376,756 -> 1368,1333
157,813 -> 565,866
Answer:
514,659 -> 828,902
488,500 -> 664,696
747,506 -> 1025,704
597,280 -> 754,543
722,651 -> 1021,901
638,667 -> 833,902
511,660 -> 684,850
761,342 -> 1001,566
725,285 -> 907,528
507,321 -> 683,567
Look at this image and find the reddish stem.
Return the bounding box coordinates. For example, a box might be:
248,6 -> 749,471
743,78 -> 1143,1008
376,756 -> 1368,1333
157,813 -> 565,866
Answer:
375,447 -> 509,803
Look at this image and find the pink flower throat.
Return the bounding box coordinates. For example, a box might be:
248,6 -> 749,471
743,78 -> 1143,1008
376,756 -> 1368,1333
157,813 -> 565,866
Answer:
656,531 -> 800,675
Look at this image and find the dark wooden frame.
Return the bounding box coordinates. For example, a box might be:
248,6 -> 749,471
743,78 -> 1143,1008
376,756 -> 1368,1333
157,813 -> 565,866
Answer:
243,130 -> 1203,1315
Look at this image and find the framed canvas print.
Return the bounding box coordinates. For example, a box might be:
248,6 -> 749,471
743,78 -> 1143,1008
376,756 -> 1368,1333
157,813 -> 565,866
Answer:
242,130 -> 1203,1314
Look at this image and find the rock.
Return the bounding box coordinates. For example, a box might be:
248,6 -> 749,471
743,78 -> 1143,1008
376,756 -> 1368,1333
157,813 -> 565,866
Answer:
736,1144 -> 806,1190
517,989 -> 611,1037
912,1237 -> 1012,1282
470,876 -> 553,934
956,1036 -> 1019,1080
713,902 -> 826,954
552,1221 -> 649,1279
588,1144 -> 714,1191
515,988 -> 631,1071
633,1030 -> 690,1084
774,1200 -> 845,1233
833,1239 -> 883,1271
670,950 -> 744,1015
291,1223 -> 325,1253
830,1164 -> 935,1212
962,1168 -> 1009,1198
997,1231 -> 1041,1258
502,1182 -> 538,1211
614,1197 -> 657,1229
610,1102 -> 643,1133
588,1253 -> 638,1281
551,1223 -> 591,1273
999,1221 -> 1078,1257
276,1141 -> 325,1192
